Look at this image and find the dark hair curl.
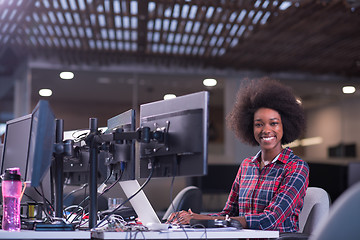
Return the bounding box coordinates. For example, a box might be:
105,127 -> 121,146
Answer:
226,77 -> 305,146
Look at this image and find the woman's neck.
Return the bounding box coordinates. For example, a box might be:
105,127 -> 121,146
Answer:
261,147 -> 282,162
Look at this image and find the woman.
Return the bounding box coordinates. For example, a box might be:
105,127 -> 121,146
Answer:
168,78 -> 309,232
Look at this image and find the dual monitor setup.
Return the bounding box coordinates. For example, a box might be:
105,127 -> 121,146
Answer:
0,91 -> 209,229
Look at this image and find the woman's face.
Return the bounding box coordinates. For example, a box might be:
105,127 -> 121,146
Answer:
253,108 -> 283,152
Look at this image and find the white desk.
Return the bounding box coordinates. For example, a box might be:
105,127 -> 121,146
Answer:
0,228 -> 279,239
0,230 -> 91,239
92,228 -> 279,239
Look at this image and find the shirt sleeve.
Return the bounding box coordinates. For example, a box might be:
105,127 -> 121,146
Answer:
245,160 -> 309,231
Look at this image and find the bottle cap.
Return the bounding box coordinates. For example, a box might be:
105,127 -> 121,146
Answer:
3,168 -> 21,181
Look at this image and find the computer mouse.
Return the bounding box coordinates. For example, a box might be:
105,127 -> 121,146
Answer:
228,219 -> 242,229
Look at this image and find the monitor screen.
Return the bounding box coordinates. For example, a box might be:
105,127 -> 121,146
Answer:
1,114 -> 32,182
105,109 -> 136,182
1,100 -> 55,188
139,91 -> 209,178
28,100 -> 56,187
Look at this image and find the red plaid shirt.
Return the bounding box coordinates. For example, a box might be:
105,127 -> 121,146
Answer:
215,147 -> 309,232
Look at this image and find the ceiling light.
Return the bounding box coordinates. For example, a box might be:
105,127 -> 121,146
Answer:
283,137 -> 323,148
60,71 -> 74,80
163,94 -> 176,100
300,137 -> 323,146
296,97 -> 302,105
342,86 -> 356,94
284,139 -> 301,148
203,78 -> 217,87
39,89 -> 52,97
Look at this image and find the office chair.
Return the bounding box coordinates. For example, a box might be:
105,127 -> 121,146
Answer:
161,186 -> 202,222
278,187 -> 330,240
308,182 -> 360,240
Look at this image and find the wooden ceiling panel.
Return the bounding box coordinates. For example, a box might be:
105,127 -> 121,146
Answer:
0,0 -> 359,76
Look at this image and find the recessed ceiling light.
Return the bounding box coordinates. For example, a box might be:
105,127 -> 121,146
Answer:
203,78 -> 217,87
39,89 -> 52,97
60,71 -> 74,80
342,86 -> 356,94
164,94 -> 176,100
296,98 -> 302,105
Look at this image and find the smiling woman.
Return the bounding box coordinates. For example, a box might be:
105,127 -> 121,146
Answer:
228,77 -> 305,147
167,77 -> 309,233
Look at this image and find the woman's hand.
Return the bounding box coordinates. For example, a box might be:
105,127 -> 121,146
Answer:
167,209 -> 248,229
167,209 -> 214,225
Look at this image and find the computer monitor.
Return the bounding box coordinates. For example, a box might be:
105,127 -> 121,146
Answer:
63,128 -> 108,185
1,114 -> 32,182
139,91 -> 209,178
28,100 -> 56,187
105,109 -> 136,182
0,100 -> 56,188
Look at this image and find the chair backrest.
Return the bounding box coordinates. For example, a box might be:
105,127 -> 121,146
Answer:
299,187 -> 330,234
309,181 -> 360,240
161,186 -> 202,221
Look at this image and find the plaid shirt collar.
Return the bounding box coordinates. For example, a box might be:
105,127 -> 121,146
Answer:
252,147 -> 290,164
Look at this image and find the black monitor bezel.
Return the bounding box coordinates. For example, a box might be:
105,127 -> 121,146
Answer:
1,100 -> 56,188
28,100 -> 56,187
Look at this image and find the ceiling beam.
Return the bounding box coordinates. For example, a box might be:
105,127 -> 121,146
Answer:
137,0 -> 149,54
28,58 -> 359,83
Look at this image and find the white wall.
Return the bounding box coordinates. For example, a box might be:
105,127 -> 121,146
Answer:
304,103 -> 343,159
304,98 -> 360,161
223,76 -> 260,164
222,78 -> 360,163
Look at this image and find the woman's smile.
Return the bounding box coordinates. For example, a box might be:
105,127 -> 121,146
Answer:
260,136 -> 276,142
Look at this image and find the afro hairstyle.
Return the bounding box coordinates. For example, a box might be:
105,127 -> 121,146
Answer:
226,77 -> 305,146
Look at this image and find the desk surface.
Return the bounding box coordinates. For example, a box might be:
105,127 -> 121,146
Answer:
92,228 -> 279,239
0,228 -> 279,239
0,230 -> 91,239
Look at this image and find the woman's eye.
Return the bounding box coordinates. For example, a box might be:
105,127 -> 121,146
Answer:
271,122 -> 278,126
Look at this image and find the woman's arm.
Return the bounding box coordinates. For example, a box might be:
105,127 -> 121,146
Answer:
167,209 -> 248,228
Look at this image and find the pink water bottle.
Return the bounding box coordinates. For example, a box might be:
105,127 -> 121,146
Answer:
2,168 -> 22,231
